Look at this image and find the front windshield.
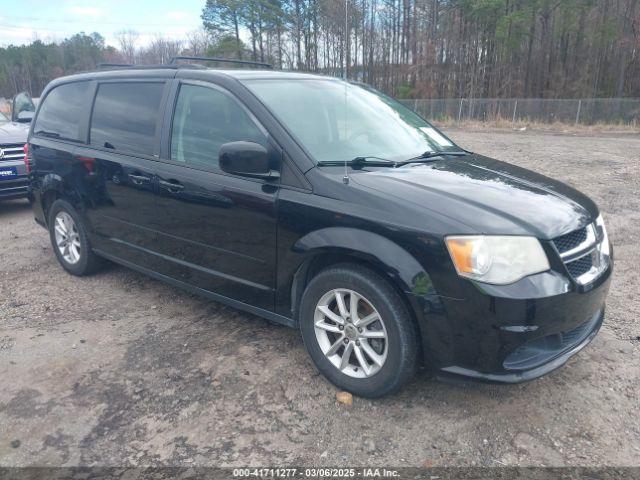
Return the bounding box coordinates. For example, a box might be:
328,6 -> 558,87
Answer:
244,78 -> 461,164
0,111 -> 8,122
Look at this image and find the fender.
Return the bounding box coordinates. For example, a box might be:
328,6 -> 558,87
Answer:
32,173 -> 66,226
296,227 -> 435,294
34,169 -> 95,228
40,173 -> 66,196
279,227 -> 441,321
40,171 -> 85,208
280,227 -> 453,367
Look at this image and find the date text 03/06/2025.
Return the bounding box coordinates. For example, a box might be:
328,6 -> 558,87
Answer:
232,468 -> 400,478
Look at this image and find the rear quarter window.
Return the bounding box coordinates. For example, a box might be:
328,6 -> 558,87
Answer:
33,82 -> 91,142
90,82 -> 165,156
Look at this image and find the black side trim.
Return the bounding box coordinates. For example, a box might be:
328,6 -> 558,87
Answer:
107,237 -> 271,291
96,213 -> 265,264
93,249 -> 295,328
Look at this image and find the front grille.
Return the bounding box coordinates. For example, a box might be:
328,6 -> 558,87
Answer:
566,255 -> 593,278
0,143 -> 25,162
551,223 -> 607,285
552,227 -> 587,254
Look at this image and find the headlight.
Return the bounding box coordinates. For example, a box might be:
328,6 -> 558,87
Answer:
595,214 -> 610,256
445,235 -> 550,285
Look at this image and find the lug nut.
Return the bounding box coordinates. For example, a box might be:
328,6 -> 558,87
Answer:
339,325 -> 344,330
357,327 -> 362,333
356,340 -> 360,346
343,338 -> 349,344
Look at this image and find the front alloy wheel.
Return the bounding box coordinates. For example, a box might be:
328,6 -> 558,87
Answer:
314,289 -> 388,378
300,264 -> 418,398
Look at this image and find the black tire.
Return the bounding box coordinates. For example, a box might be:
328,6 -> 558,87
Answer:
48,199 -> 103,276
299,264 -> 418,398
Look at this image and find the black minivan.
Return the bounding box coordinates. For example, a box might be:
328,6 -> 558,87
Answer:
28,60 -> 612,397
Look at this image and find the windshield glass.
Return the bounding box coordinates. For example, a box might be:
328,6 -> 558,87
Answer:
244,78 -> 461,164
0,110 -> 8,122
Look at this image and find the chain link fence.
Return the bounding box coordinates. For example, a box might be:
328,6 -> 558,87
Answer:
400,98 -> 640,126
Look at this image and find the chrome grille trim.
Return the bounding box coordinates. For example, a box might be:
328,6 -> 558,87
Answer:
572,249 -> 607,285
0,144 -> 25,162
553,227 -> 587,254
566,254 -> 594,278
555,224 -> 597,262
552,222 -> 609,286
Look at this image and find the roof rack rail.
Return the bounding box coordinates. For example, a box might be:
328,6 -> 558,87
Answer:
168,56 -> 273,69
96,63 -> 207,71
98,63 -> 134,68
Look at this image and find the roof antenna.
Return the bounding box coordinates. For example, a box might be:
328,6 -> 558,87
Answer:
343,0 -> 350,185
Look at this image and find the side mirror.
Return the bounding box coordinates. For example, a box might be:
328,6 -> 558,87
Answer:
16,111 -> 34,123
219,141 -> 279,180
12,91 -> 36,123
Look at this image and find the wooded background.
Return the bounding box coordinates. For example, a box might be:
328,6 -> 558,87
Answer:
1,0 -> 639,100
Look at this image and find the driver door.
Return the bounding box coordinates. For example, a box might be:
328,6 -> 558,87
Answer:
151,81 -> 280,310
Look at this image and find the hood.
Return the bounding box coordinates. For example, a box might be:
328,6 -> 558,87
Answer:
0,122 -> 29,145
349,154 -> 598,239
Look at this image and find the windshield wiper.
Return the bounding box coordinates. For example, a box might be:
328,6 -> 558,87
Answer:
317,156 -> 397,167
317,151 -> 470,168
395,150 -> 469,167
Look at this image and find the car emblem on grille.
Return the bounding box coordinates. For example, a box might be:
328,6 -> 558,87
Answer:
0,148 -> 4,159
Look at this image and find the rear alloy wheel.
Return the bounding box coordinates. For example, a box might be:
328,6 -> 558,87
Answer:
53,211 -> 82,265
48,199 -> 104,276
300,264 -> 418,398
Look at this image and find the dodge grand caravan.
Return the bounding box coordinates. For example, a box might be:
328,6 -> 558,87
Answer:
27,60 -> 612,397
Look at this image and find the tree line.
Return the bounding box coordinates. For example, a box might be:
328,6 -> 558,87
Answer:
202,0 -> 639,98
0,32 -> 209,99
1,0 -> 638,100
0,33 -> 113,99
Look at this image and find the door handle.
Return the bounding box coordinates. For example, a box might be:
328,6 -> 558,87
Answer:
159,179 -> 185,193
128,174 -> 150,185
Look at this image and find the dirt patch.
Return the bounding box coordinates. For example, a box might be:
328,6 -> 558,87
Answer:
0,129 -> 638,467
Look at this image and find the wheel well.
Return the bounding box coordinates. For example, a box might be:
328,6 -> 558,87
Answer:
292,252 -> 422,348
41,190 -> 60,225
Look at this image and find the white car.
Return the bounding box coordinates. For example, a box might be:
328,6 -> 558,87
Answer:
0,92 -> 34,200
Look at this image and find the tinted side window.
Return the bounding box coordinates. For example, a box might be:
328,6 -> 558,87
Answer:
33,82 -> 90,142
170,84 -> 266,170
90,82 -> 164,156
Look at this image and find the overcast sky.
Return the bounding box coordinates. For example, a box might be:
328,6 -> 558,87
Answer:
0,0 -> 205,48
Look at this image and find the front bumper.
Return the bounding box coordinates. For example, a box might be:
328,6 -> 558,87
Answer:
0,175 -> 28,199
438,308 -> 603,383
416,260 -> 612,384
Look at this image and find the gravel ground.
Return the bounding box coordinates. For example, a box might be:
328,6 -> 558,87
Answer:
1,128 -> 639,467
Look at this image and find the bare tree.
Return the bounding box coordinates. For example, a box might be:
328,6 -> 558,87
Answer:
115,29 -> 139,64
186,28 -> 214,56
138,35 -> 184,64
